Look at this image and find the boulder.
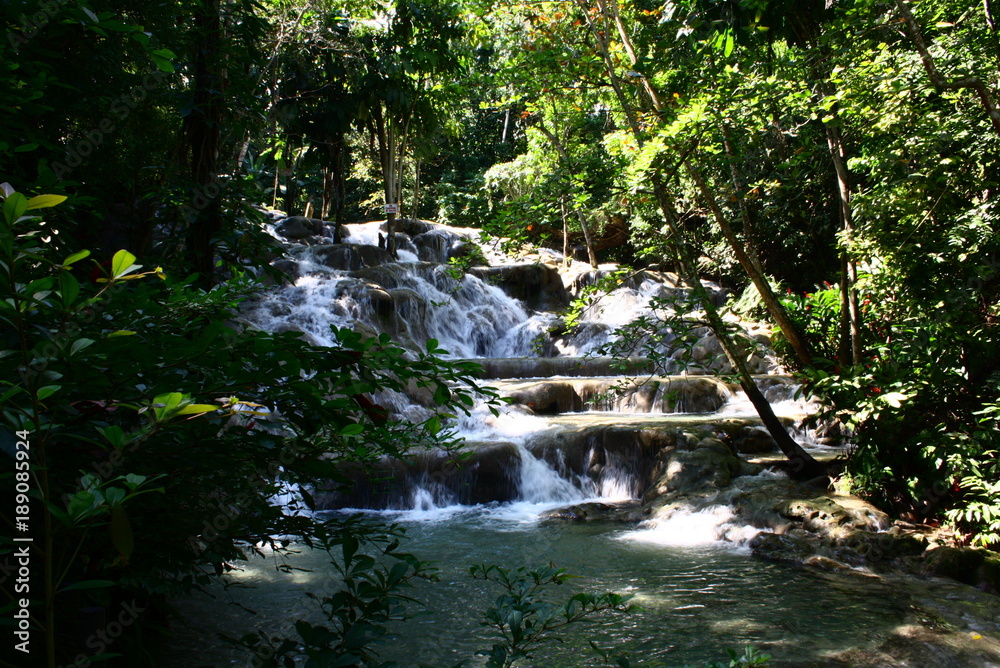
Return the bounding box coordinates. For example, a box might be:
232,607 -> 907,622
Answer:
309,244 -> 395,271
505,382 -> 582,414
923,546 -> 1000,590
264,259 -> 300,286
749,532 -> 814,562
540,500 -> 645,523
394,218 -> 435,237
642,437 -> 741,506
469,264 -> 570,311
413,232 -> 452,263
733,427 -> 779,454
276,216 -> 324,239
776,495 -> 889,540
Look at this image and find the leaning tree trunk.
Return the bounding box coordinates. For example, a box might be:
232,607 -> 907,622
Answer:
687,164 -> 814,368
574,0 -> 824,479
652,177 -> 827,480
185,0 -> 224,286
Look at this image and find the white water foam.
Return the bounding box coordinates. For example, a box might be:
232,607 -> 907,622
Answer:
617,506 -> 761,548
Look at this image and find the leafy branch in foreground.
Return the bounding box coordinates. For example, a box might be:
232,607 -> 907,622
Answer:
229,516 -> 438,668
470,563 -> 633,668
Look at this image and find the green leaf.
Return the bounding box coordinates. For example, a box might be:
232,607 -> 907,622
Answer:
176,403 -> 219,416
4,192 -> 28,224
63,249 -> 91,267
150,50 -> 175,73
123,474 -> 146,490
880,392 -> 909,408
152,392 -> 185,420
426,415 -> 441,435
70,338 -> 95,356
36,385 -> 61,401
26,194 -> 67,210
110,249 -> 141,279
60,272 -> 80,306
108,330 -> 137,337
341,423 -> 365,436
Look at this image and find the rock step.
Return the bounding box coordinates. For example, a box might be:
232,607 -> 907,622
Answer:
313,420 -> 787,511
471,357 -> 655,379
490,376 -> 734,415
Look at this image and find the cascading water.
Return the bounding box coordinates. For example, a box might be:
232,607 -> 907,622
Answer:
244,218 -> 821,524
165,217 -> 1000,668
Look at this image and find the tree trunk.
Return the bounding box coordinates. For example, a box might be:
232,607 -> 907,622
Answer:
576,2 -> 824,479
824,123 -> 863,366
560,196 -> 571,267
185,0 -> 224,286
687,164 -> 814,368
895,0 -> 1000,136
651,176 -> 826,479
370,106 -> 398,257
533,119 -> 598,268
325,133 -> 347,243
412,157 -> 422,219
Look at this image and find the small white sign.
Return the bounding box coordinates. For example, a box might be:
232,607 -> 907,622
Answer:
384,203 -> 399,215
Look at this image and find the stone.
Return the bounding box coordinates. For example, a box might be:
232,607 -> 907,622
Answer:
540,501 -> 644,523
469,263 -> 569,311
924,546 -> 986,586
804,554 -> 852,571
396,218 -> 435,236
749,532 -> 814,561
642,438 -> 740,505
263,259 -> 300,286
776,495 -> 889,540
733,427 -> 779,454
309,244 -> 395,271
276,216 -> 324,239
504,382 -> 582,414
413,232 -> 452,263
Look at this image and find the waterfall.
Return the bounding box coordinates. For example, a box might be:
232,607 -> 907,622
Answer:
247,218 -> 833,531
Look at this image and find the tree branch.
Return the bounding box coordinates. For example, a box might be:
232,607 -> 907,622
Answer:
895,0 -> 1000,136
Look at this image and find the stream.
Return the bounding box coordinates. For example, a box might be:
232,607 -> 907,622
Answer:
167,217 -> 1000,667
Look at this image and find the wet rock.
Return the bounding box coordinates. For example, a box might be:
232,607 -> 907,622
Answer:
314,442 -> 523,509
396,218 -> 435,236
839,530 -> 927,563
263,259 -> 300,286
309,244 -> 395,271
733,427 -> 778,454
776,495 -> 889,540
505,382 -> 582,414
413,232 -> 452,263
449,240 -> 483,261
540,500 -> 644,523
276,216 -> 324,239
804,554 -> 853,571
473,357 -> 654,380
924,546 -> 998,589
469,263 -> 569,311
642,438 -> 740,506
749,531 -> 814,561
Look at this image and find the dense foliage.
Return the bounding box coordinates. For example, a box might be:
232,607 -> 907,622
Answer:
1,0 -> 999,664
